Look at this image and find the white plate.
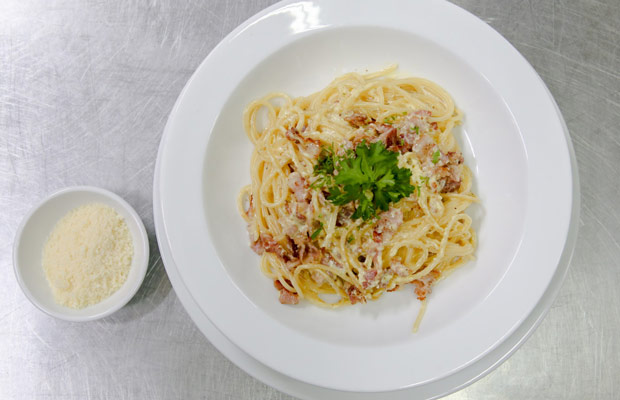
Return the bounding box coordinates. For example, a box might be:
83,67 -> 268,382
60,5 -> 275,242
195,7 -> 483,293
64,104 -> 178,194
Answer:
155,0 -> 576,392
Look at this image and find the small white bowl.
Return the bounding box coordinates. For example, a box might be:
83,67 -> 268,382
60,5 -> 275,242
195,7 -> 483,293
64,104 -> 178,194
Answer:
13,186 -> 149,321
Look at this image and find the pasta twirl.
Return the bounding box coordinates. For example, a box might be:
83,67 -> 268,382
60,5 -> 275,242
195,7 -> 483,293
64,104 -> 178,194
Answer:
238,66 -> 477,331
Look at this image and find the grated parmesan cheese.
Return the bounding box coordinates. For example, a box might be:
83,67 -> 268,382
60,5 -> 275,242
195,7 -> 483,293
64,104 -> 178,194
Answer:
42,203 -> 133,309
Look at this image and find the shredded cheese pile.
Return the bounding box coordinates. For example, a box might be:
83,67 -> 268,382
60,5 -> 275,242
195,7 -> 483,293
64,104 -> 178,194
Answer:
42,203 -> 133,309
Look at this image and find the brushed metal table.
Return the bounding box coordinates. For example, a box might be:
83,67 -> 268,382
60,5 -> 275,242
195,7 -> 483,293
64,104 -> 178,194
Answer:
1,1 -> 618,399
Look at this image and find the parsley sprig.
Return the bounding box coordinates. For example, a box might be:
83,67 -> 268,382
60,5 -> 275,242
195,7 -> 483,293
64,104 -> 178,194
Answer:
313,141 -> 415,220
310,222 -> 323,240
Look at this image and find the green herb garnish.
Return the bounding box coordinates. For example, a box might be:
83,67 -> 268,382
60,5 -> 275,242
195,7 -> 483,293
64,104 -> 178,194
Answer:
311,145 -> 337,188
420,176 -> 429,185
313,141 -> 415,220
347,235 -> 354,243
432,150 -> 441,164
383,114 -> 399,124
310,222 -> 324,240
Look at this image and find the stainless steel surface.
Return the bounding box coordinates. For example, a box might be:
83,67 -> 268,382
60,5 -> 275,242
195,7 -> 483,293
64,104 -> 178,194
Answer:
0,0 -> 617,399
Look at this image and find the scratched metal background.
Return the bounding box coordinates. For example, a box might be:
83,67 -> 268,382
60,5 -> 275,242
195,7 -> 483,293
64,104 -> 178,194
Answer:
1,0 -> 618,399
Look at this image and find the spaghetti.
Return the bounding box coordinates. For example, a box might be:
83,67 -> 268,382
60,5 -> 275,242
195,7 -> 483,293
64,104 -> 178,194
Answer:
238,66 -> 477,330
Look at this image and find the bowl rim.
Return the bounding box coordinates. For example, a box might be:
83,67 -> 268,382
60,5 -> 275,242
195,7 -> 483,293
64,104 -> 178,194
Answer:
12,185 -> 150,322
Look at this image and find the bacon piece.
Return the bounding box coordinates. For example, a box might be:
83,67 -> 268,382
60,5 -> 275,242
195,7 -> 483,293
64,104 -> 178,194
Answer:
273,280 -> 300,304
373,123 -> 399,150
274,279 -> 294,289
305,141 -> 321,158
361,269 -> 378,289
287,172 -> 309,203
262,235 -> 286,258
311,270 -> 326,285
413,110 -> 432,117
278,289 -> 299,305
391,110 -> 434,153
285,127 -> 303,144
372,208 -> 403,244
439,172 -> 461,193
349,132 -> 372,148
250,240 -> 264,255
346,285 -> 366,305
390,258 -> 410,277
321,252 -> 343,269
286,128 -> 321,157
336,205 -> 354,227
343,112 -> 371,127
348,123 -> 400,151
412,270 -> 440,301
447,151 -> 464,165
437,151 -> 464,193
411,134 -> 437,162
245,194 -> 254,218
298,241 -> 322,263
252,234 -> 291,261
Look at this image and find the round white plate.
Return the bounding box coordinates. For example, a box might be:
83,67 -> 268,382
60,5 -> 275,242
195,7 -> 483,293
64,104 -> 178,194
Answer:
154,0 -> 576,393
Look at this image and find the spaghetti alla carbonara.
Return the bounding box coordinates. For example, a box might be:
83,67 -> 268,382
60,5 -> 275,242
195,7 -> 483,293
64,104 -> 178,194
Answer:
238,66 -> 477,329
